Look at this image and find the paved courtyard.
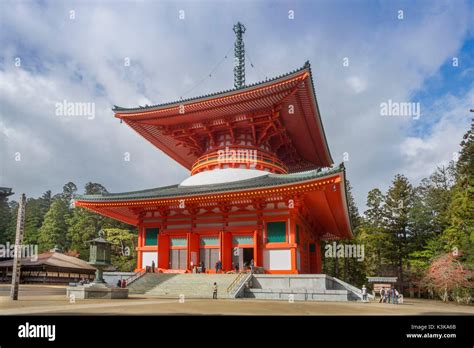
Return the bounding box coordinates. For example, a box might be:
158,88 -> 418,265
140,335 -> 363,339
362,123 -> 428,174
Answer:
0,285 -> 473,315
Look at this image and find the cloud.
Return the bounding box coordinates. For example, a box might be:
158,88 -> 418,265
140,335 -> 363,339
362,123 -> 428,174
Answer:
0,0 -> 472,211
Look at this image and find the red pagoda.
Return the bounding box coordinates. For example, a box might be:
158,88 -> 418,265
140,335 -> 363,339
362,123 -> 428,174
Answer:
75,23 -> 353,274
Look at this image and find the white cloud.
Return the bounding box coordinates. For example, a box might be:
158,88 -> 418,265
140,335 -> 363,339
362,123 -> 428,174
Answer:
0,0 -> 472,211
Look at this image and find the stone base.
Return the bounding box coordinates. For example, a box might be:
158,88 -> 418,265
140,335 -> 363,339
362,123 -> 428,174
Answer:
67,284 -> 129,299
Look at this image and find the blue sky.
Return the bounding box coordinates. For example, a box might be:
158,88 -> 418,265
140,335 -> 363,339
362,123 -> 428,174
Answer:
0,0 -> 473,210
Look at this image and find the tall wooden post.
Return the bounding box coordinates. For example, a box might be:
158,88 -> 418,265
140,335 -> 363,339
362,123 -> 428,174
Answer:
10,193 -> 26,300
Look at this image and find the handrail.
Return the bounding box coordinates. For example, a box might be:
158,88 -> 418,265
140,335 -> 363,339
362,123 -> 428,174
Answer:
227,270 -> 253,298
125,270 -> 146,286
226,272 -> 245,293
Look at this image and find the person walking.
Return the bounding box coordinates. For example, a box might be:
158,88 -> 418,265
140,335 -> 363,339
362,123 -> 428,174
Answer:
212,282 -> 218,299
379,287 -> 385,303
394,288 -> 399,304
362,285 -> 368,302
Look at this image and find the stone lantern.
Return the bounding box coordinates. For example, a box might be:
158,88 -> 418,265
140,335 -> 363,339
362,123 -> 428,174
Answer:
66,230 -> 128,299
88,230 -> 112,284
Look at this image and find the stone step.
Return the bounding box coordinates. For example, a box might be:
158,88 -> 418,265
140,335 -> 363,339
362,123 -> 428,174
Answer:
127,273 -> 239,297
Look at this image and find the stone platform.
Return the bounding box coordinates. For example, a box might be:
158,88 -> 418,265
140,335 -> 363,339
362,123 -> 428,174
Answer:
67,284 -> 129,299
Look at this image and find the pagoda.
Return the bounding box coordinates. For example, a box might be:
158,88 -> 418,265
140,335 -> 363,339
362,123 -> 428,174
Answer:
76,23 -> 353,274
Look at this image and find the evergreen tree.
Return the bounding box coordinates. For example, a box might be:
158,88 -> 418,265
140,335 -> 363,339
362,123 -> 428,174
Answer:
37,198 -> 70,252
0,195 -> 13,243
441,121 -> 474,261
382,174 -> 414,292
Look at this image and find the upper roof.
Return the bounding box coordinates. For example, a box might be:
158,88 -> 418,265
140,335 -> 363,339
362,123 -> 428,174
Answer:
113,62 -> 334,173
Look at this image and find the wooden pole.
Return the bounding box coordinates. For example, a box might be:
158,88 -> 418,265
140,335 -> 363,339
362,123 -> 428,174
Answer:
10,193 -> 26,300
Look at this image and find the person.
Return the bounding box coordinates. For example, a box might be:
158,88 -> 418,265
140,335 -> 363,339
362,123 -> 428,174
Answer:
379,287 -> 385,303
362,284 -> 367,302
151,260 -> 155,273
117,279 -> 122,288
212,282 -> 218,299
234,262 -> 239,273
190,260 -> 194,272
218,260 -> 222,273
389,287 -> 394,304
215,260 -> 219,273
201,261 -> 205,273
122,279 -> 127,288
394,288 -> 399,304
250,259 -> 255,273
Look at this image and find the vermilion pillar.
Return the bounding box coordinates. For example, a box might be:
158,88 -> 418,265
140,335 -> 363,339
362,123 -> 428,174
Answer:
136,225 -> 143,270
188,232 -> 200,270
221,231 -> 232,271
158,234 -> 170,269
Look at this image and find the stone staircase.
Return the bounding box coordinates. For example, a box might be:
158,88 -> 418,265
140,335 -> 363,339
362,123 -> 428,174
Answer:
243,274 -> 372,301
127,273 -> 239,299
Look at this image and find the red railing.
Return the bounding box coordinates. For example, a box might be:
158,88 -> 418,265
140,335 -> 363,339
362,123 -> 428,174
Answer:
191,146 -> 288,175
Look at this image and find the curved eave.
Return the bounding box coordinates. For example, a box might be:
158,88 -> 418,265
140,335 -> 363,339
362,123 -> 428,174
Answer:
112,62 -> 333,172
75,166 -> 352,239
112,64 -> 311,114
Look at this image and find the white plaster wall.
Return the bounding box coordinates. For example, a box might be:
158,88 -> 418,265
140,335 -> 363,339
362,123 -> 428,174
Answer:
142,251 -> 158,268
263,249 -> 291,270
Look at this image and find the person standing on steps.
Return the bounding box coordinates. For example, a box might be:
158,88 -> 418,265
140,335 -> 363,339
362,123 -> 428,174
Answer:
212,282 -> 218,299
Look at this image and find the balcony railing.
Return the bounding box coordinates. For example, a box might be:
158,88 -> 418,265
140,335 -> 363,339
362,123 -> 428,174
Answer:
191,146 -> 288,175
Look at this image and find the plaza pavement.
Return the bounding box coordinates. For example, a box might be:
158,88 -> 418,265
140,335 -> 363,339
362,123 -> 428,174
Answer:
0,285 -> 473,316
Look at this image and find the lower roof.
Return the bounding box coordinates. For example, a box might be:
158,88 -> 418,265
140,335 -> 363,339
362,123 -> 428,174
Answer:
75,164 -> 353,240
0,252 -> 96,272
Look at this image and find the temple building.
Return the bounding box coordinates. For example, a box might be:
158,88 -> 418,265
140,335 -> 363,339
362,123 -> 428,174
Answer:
75,23 -> 353,274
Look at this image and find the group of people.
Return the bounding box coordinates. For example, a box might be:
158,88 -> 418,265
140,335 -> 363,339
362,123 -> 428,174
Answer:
232,259 -> 254,273
190,261 -> 206,273
379,286 -> 401,304
116,279 -> 127,288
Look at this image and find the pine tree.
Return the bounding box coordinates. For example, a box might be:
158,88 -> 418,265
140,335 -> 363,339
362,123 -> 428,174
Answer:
382,174 -> 414,292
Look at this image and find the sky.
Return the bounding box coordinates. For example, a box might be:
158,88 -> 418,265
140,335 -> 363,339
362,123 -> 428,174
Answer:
1,0 -> 473,211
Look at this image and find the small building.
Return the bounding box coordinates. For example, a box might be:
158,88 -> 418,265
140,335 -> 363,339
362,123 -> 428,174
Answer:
367,276 -> 398,294
0,187 -> 14,198
0,252 -> 96,284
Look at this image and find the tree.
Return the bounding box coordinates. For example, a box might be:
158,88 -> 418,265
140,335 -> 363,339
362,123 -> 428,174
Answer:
422,252 -> 473,303
61,182 -> 77,206
22,191 -> 52,246
37,198 -> 70,252
104,228 -> 137,272
440,121 -> 474,254
0,196 -> 14,243
382,174 -> 414,292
